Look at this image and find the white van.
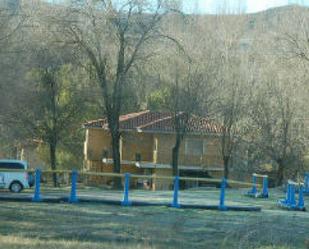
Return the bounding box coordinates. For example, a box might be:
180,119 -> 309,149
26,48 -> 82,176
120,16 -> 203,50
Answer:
0,160 -> 30,193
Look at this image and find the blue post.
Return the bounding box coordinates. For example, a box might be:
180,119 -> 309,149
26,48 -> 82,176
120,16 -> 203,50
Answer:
32,169 -> 42,202
298,184 -> 305,209
289,183 -> 296,207
285,183 -> 291,204
121,173 -> 131,206
250,174 -> 257,195
219,177 -> 228,211
171,176 -> 180,208
262,176 -> 269,198
69,170 -> 78,203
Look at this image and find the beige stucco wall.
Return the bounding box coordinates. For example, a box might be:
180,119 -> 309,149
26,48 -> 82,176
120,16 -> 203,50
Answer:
155,133 -> 223,168
84,129 -> 112,161
122,132 -> 154,162
85,129 -> 223,169
84,128 -> 224,189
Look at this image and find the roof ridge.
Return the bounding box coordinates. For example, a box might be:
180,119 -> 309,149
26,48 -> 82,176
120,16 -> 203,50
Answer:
119,110 -> 150,121
83,111 -> 223,134
137,115 -> 173,129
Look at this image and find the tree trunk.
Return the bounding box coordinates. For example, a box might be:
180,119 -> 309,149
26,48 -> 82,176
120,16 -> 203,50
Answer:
111,129 -> 122,189
172,134 -> 182,176
276,159 -> 284,186
49,143 -> 57,187
223,156 -> 229,179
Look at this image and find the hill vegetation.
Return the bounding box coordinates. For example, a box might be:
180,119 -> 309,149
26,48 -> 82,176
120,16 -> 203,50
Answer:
0,1 -> 309,184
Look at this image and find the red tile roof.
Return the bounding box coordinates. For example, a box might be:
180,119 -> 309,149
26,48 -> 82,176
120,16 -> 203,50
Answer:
84,110 -> 223,134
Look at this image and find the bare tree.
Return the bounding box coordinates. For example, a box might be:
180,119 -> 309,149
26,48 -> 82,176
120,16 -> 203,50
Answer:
170,64 -> 204,176
11,57 -> 87,186
0,1 -> 26,151
249,75 -> 307,185
0,0 -> 24,53
218,82 -> 245,179
211,14 -> 248,179
53,0 -> 174,187
278,7 -> 309,63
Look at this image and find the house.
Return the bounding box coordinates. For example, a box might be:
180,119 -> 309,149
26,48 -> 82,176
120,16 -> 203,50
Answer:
83,110 -> 224,189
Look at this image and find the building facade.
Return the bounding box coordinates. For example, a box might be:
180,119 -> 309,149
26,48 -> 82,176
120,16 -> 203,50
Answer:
83,111 -> 224,189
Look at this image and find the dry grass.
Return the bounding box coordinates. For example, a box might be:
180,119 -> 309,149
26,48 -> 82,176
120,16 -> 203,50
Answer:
0,189 -> 308,249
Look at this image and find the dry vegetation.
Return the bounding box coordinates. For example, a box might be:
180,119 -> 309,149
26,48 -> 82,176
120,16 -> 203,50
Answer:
0,1 -> 309,183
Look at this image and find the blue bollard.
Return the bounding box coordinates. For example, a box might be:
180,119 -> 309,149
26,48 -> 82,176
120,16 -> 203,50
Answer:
289,183 -> 296,207
32,169 -> 42,202
171,176 -> 180,208
121,173 -> 131,206
286,183 -> 292,205
285,183 -> 291,204
219,177 -> 228,211
250,174 -> 257,195
262,176 -> 269,198
69,170 -> 78,203
298,184 -> 305,209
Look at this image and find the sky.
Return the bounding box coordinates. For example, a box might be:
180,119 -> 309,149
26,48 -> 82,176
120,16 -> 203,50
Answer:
182,0 -> 309,14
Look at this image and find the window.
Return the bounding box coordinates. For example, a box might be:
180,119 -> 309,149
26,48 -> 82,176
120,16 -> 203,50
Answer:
0,162 -> 25,170
102,150 -> 109,159
135,153 -> 141,162
185,139 -> 204,156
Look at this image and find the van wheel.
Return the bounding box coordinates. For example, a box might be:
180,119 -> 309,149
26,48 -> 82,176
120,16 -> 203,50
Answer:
9,182 -> 23,193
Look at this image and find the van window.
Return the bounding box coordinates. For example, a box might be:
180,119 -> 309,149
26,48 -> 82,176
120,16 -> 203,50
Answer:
0,162 -> 25,170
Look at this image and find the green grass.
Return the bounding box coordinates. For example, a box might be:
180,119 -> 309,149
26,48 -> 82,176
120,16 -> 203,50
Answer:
0,189 -> 309,249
